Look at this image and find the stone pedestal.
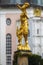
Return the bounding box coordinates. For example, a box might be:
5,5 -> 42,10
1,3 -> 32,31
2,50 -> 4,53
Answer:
18,56 -> 28,65
13,50 -> 32,65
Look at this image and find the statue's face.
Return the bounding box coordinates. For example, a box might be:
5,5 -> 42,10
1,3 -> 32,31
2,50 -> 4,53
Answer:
25,3 -> 30,8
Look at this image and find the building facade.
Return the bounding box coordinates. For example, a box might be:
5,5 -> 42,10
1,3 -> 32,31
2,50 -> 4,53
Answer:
0,0 -> 43,65
29,17 -> 43,56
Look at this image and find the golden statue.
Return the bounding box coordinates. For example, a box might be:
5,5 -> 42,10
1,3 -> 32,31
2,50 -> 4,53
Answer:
16,2 -> 31,50
34,8 -> 41,17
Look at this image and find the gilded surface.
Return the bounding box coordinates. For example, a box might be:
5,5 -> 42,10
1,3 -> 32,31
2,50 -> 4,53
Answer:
34,8 -> 41,17
16,2 -> 31,50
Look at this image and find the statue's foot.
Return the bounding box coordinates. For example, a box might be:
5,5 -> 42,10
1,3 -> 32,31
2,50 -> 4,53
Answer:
17,43 -> 22,50
24,41 -> 31,50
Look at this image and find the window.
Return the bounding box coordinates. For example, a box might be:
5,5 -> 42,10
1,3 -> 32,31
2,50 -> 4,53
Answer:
31,0 -> 43,6
37,29 -> 39,34
0,0 -> 29,4
31,0 -> 37,4
1,0 -> 10,3
21,0 -> 28,3
6,34 -> 12,65
6,18 -> 11,25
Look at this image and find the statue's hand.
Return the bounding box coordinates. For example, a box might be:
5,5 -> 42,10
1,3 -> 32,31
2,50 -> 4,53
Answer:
17,4 -> 22,10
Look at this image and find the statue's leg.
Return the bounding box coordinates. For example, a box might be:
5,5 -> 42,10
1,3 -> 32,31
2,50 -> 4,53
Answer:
17,27 -> 23,44
18,34 -> 22,44
23,34 -> 28,44
17,34 -> 22,50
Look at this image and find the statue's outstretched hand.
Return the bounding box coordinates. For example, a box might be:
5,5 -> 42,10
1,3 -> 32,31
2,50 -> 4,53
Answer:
17,4 -> 21,10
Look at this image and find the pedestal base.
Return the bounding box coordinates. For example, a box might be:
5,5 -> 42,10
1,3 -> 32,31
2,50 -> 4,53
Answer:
18,56 -> 28,65
13,50 -> 32,65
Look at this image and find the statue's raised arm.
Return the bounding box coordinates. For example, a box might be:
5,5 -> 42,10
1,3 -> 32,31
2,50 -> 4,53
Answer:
17,4 -> 22,10
17,2 -> 30,11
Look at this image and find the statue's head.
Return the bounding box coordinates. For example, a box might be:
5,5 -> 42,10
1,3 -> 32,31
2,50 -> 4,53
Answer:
24,2 -> 30,8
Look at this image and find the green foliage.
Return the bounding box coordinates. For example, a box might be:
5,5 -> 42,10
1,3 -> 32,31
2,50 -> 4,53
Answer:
29,54 -> 41,65
40,59 -> 43,65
